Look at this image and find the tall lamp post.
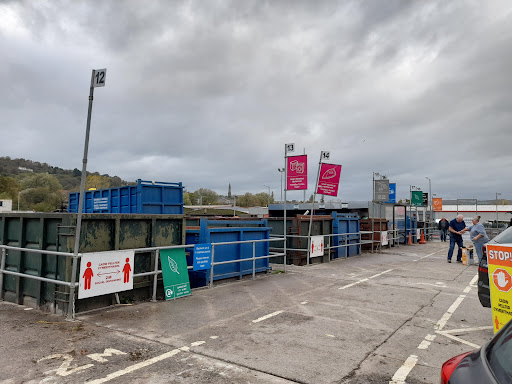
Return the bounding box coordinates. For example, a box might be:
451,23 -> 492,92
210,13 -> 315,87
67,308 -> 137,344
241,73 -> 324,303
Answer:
278,168 -> 285,202
496,192 -> 501,228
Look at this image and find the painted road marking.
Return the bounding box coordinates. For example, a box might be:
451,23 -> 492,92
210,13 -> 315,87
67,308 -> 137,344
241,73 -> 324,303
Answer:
417,334 -> 436,350
339,269 -> 393,290
87,349 -> 182,384
389,274 -> 478,384
415,282 -> 447,288
436,326 -> 494,349
389,355 -> 418,384
252,310 -> 284,323
88,349 -> 127,363
87,340 -> 207,384
38,354 -> 94,377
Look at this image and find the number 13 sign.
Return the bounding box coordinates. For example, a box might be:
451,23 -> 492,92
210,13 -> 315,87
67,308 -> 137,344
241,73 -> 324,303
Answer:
93,68 -> 107,87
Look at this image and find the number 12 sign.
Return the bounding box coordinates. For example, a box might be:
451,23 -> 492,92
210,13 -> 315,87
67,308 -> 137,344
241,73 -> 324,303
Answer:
93,69 -> 107,87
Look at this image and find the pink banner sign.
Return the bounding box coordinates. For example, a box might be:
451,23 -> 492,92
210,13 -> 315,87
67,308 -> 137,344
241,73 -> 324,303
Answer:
316,163 -> 342,196
286,155 -> 307,190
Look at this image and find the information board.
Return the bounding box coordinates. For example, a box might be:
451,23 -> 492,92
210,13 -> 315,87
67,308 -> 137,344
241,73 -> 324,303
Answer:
193,244 -> 212,270
411,191 -> 423,207
311,236 -> 324,257
93,197 -> 109,211
78,250 -> 134,299
160,249 -> 191,300
286,155 -> 307,190
381,231 -> 389,246
316,163 -> 342,196
386,183 -> 396,204
486,244 -> 512,333
374,180 -> 389,202
433,198 -> 443,211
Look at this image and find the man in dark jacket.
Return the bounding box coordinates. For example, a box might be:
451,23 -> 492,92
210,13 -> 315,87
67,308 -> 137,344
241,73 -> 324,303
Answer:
447,215 -> 467,263
438,217 -> 449,242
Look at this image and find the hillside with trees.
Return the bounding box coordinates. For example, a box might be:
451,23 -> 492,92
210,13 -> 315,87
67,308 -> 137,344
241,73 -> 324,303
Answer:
0,157 -> 275,212
0,156 -> 130,212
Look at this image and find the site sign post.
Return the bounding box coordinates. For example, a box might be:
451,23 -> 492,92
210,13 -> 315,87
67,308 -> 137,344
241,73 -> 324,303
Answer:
68,68 -> 107,321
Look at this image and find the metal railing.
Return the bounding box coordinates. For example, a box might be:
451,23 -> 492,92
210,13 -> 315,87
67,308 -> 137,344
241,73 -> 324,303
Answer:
0,237 -> 286,320
0,226 -> 444,319
0,245 -> 80,321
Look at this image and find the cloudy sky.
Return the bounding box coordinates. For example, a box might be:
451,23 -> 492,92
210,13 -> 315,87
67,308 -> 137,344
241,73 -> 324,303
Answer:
1,0 -> 512,202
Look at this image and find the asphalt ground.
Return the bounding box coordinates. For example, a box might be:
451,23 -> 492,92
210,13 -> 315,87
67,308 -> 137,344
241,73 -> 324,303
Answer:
0,241 -> 493,384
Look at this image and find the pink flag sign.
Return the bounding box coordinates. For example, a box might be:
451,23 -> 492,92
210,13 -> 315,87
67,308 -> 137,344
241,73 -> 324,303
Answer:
316,163 -> 342,196
286,155 -> 307,190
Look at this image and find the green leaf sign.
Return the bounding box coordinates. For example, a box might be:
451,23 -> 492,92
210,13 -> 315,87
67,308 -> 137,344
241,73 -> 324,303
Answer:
411,191 -> 423,207
160,249 -> 191,300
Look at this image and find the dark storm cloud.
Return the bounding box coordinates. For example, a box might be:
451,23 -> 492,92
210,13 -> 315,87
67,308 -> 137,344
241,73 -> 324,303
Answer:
1,0 -> 512,201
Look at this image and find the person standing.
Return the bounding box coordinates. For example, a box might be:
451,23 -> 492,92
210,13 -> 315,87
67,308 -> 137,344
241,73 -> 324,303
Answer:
438,217 -> 449,242
448,215 -> 467,263
468,216 -> 489,264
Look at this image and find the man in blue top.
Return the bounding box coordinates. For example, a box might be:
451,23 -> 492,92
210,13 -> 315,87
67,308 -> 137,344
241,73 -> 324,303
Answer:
448,214 -> 468,263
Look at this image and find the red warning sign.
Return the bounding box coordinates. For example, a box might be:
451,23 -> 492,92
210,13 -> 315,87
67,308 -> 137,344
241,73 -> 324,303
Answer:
493,268 -> 512,293
78,250 -> 134,299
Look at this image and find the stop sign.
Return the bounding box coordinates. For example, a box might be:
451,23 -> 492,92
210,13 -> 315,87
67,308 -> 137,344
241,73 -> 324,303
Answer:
493,268 -> 512,292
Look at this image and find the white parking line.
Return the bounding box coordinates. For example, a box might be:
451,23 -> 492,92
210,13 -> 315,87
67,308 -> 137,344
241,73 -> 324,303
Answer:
389,274 -> 478,384
87,349 -> 182,384
436,326 -> 494,349
339,269 -> 393,290
252,310 -> 284,323
389,355 -> 418,384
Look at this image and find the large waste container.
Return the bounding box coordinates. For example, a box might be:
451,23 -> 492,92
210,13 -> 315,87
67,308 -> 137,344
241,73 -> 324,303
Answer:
268,215 -> 332,265
360,218 -> 389,250
332,212 -> 360,257
396,216 -> 418,243
68,179 -> 184,214
0,212 -> 185,314
185,218 -> 270,287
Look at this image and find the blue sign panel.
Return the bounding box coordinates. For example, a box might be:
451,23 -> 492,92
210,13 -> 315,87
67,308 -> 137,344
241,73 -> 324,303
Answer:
387,183 -> 396,204
193,244 -> 212,271
93,197 -> 109,210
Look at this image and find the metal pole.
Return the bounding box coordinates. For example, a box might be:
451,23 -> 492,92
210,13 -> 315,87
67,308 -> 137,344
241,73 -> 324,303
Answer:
210,245 -> 215,288
18,191 -> 20,211
303,148 -> 306,203
283,145 -> 287,272
496,193 -> 501,228
307,152 -> 322,266
252,242 -> 256,280
67,70 -> 95,322
279,169 -> 284,202
152,250 -> 159,302
0,247 -> 6,300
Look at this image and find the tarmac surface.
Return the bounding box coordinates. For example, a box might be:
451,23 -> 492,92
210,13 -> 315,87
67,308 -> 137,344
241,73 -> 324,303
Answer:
0,241 -> 493,384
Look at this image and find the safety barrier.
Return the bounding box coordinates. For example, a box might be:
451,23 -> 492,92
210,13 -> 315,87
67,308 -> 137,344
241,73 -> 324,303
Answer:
0,225 -> 444,319
0,237 -> 286,320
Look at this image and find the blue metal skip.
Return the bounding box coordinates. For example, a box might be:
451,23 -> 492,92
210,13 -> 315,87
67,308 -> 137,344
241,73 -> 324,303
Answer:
68,179 -> 183,214
186,218 -> 270,287
396,216 -> 418,243
332,212 -> 360,258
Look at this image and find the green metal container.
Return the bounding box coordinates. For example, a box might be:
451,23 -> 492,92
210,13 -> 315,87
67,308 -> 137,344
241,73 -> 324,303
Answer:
0,212 -> 185,314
